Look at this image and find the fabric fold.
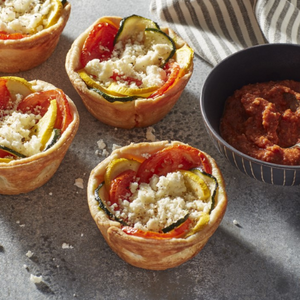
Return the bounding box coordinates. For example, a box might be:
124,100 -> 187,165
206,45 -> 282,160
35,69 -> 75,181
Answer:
150,0 -> 300,66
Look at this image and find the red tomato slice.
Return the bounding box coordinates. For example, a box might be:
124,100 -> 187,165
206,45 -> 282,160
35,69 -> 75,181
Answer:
17,89 -> 73,133
0,31 -> 29,40
148,62 -> 181,98
136,144 -> 212,183
0,149 -> 9,158
0,78 -> 10,110
122,217 -> 192,239
109,169 -> 136,210
80,22 -> 118,67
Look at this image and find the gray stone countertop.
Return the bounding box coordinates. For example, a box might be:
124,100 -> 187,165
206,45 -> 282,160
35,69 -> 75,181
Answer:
0,1 -> 299,299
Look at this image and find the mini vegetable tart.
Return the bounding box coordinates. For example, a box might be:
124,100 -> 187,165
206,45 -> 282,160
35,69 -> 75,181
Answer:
0,0 -> 71,73
0,76 -> 79,195
87,141 -> 227,270
66,15 -> 194,128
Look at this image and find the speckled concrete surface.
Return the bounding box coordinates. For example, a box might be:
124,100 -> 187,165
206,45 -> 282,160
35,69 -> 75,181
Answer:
0,1 -> 300,299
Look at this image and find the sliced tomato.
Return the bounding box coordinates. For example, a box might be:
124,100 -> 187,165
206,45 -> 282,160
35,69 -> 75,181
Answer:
109,169 -> 136,210
17,89 -> 73,133
80,22 -> 118,67
0,149 -> 8,158
148,62 -> 181,98
122,217 -> 192,239
136,144 -> 212,183
0,78 -> 10,110
0,31 -> 29,40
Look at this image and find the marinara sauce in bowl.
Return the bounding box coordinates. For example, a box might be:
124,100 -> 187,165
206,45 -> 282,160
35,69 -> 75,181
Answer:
200,43 -> 300,186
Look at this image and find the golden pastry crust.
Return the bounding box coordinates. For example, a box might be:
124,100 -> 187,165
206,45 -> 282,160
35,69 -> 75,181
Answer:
0,80 -> 79,195
87,141 -> 227,270
0,2 -> 71,73
66,16 -> 193,129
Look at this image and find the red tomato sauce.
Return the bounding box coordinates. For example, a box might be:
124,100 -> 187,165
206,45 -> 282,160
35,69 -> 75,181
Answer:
220,80 -> 300,165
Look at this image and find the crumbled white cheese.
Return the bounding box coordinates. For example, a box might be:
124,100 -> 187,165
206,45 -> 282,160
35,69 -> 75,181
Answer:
30,274 -> 43,284
84,36 -> 170,89
146,127 -> 156,141
26,250 -> 34,258
0,111 -> 42,157
62,243 -> 73,249
111,171 -> 211,232
97,139 -> 106,149
0,0 -> 53,35
74,178 -> 84,189
102,149 -> 109,157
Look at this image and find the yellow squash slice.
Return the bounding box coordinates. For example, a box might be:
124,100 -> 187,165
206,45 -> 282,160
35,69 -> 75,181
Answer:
33,99 -> 58,150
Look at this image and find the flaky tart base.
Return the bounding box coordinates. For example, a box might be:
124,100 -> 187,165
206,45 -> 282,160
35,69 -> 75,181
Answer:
0,2 -> 71,73
87,141 -> 227,270
66,16 -> 193,129
0,80 -> 80,195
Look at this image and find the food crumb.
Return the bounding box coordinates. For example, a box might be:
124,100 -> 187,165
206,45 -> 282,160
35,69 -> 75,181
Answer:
102,149 -> 109,157
30,274 -> 43,284
62,243 -> 73,249
74,178 -> 84,189
97,139 -> 106,150
146,127 -> 156,141
49,192 -> 53,196
26,250 -> 34,258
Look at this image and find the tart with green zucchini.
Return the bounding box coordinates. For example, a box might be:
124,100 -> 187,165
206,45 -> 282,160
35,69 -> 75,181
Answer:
0,0 -> 71,72
0,76 -> 79,195
87,141 -> 227,270
66,15 -> 194,128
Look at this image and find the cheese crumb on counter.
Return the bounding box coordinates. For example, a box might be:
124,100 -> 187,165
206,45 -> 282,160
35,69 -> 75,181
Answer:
74,178 -> 84,189
26,250 -> 34,258
62,243 -> 73,249
146,127 -> 156,142
30,274 -> 43,284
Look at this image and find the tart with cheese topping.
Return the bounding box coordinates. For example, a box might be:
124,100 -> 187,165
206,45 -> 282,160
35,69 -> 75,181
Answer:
66,15 -> 194,128
0,0 -> 71,72
87,141 -> 227,270
0,76 -> 79,195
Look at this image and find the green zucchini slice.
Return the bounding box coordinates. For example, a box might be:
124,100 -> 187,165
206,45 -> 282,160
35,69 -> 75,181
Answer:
0,145 -> 26,159
44,128 -> 61,151
94,182 -> 128,226
190,168 -> 219,213
144,28 -> 176,67
89,87 -> 138,103
162,214 -> 189,233
114,14 -> 160,45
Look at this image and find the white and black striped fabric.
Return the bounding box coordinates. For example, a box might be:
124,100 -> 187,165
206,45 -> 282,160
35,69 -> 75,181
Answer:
150,0 -> 300,66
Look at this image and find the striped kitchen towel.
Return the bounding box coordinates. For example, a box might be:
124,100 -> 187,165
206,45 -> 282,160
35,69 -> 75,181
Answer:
150,0 -> 300,66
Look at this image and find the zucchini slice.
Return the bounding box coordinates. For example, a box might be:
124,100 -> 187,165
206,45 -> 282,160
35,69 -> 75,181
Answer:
89,87 -> 137,103
44,128 -> 61,151
0,145 -> 26,159
114,14 -> 159,44
162,214 -> 189,233
94,182 -> 128,226
144,28 -> 176,67
191,168 -> 219,213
